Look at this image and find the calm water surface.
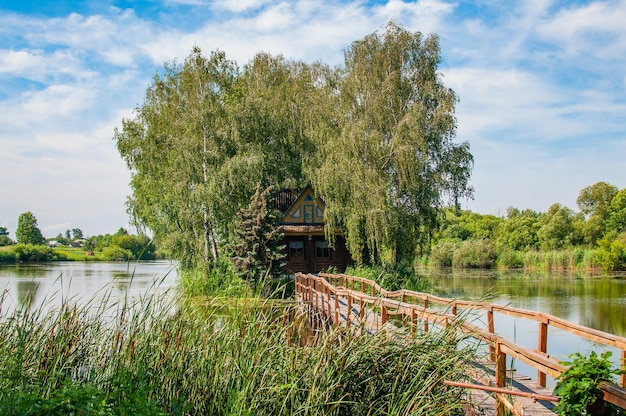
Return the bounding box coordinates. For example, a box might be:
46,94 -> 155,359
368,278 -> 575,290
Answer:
420,268 -> 626,385
0,260 -> 178,314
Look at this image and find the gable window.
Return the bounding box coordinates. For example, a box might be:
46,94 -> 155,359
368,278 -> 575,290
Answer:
316,206 -> 324,219
304,205 -> 314,224
315,241 -> 330,258
289,241 -> 304,259
292,206 -> 301,218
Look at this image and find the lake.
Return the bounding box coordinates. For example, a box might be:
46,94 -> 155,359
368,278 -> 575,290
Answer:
420,268 -> 626,385
0,260 -> 178,315
1,262 -> 624,385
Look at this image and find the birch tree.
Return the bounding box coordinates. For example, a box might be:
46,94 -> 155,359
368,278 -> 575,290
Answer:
310,21 -> 473,266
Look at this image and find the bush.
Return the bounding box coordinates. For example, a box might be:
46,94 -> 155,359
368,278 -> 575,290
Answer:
100,246 -> 133,261
452,239 -> 496,268
594,232 -> 626,272
11,244 -> 55,262
430,241 -> 457,268
0,250 -> 16,263
497,249 -> 524,269
554,351 -> 622,415
180,257 -> 249,297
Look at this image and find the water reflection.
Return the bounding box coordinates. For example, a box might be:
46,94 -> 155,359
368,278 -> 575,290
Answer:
16,280 -> 40,308
418,268 -> 626,386
420,268 -> 626,336
0,261 -> 177,315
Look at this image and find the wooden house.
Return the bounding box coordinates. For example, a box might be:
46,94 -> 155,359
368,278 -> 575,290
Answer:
275,187 -> 350,274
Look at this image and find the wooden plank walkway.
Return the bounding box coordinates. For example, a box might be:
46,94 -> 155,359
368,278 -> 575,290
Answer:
295,272 -> 626,416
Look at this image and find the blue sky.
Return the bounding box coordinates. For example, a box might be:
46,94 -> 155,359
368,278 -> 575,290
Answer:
1,0 -> 625,237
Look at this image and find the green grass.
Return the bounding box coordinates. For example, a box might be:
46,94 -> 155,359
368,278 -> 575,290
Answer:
0,286 -> 479,415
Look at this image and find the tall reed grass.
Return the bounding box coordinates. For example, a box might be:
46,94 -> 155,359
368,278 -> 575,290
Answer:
0,286 -> 478,415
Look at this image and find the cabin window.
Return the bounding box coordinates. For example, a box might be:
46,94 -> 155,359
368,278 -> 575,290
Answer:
316,206 -> 324,219
304,205 -> 314,223
289,241 -> 304,259
292,206 -> 301,218
315,241 -> 330,258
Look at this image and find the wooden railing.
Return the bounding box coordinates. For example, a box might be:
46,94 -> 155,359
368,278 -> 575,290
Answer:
295,272 -> 626,414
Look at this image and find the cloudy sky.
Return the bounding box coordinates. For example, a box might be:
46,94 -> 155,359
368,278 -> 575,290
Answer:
1,0 -> 625,238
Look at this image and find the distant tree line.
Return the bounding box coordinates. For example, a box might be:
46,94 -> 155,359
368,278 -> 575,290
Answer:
429,181 -> 626,271
0,212 -> 158,263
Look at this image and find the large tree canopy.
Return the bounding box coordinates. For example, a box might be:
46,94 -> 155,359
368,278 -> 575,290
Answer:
309,21 -> 473,266
115,22 -> 473,271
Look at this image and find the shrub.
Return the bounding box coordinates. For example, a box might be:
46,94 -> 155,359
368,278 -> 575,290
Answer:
0,250 -> 16,263
430,241 -> 458,268
452,239 -> 496,268
11,244 -> 55,262
180,257 -> 249,297
594,232 -> 626,271
100,246 -> 133,261
554,351 -> 622,415
497,249 -> 524,269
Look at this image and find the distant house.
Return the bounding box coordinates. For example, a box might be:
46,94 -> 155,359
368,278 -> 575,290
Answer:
275,186 -> 350,274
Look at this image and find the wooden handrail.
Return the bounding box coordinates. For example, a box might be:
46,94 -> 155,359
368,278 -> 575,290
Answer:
296,272 -> 626,415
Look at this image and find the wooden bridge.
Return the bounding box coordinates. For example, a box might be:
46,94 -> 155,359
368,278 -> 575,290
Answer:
295,272 -> 626,415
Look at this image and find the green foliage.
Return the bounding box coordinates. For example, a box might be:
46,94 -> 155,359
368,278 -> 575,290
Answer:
11,244 -> 55,262
452,239 -> 496,268
111,234 -> 156,260
554,351 -> 622,416
497,249 -> 524,269
100,246 -> 133,261
15,212 -> 45,245
345,263 -> 431,292
0,249 -> 16,263
0,227 -> 13,247
310,22 -> 473,267
537,203 -> 575,250
594,231 -> 626,271
496,208 -> 540,251
180,257 -> 249,297
0,235 -> 13,247
606,189 -> 626,234
229,185 -> 285,282
430,241 -> 458,267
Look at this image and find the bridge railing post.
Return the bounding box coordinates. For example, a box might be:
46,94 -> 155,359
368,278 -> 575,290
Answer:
538,318 -> 548,387
495,342 -> 507,416
423,297 -> 429,333
487,307 -> 496,362
381,300 -> 388,326
622,350 -> 626,387
334,287 -> 339,327
346,293 -> 352,328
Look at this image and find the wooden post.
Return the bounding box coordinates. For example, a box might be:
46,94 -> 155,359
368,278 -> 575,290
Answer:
346,294 -> 352,328
423,297 -> 429,333
487,307 -> 496,362
381,301 -> 388,325
495,342 -> 507,416
452,301 -> 457,316
622,350 -> 626,388
410,308 -> 417,337
334,287 -> 339,327
538,319 -> 548,387
361,280 -> 365,293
